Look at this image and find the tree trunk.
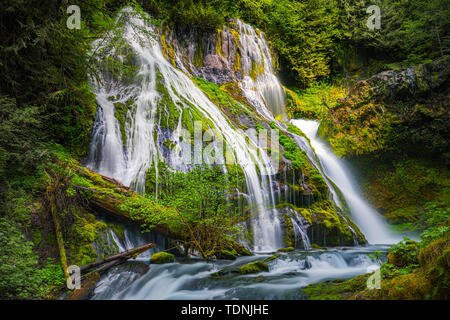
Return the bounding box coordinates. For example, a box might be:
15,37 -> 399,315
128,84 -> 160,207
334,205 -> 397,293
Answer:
80,242 -> 156,273
47,186 -> 69,279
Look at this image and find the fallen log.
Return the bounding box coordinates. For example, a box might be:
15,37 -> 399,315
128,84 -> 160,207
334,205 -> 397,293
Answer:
80,242 -> 156,273
70,165 -> 183,240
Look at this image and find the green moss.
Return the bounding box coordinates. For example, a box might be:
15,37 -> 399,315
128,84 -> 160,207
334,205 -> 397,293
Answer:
302,274 -> 369,300
362,159 -> 450,227
114,102 -> 128,146
276,128 -> 327,197
229,28 -> 241,72
239,261 -> 269,274
192,77 -> 252,119
282,214 -> 294,247
107,222 -> 125,241
66,211 -> 107,266
231,242 -> 252,256
193,37 -> 204,67
218,249 -> 238,260
264,254 -> 281,263
249,61 -> 264,80
278,247 -> 295,253
150,251 -> 175,264
155,67 -> 180,130
284,84 -> 345,120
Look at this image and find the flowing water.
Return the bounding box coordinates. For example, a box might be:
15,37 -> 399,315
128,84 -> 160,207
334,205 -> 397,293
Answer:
233,19 -> 286,121
91,227 -> 385,300
291,119 -> 402,244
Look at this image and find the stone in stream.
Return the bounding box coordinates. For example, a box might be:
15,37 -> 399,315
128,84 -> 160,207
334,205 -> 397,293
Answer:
211,260 -> 269,278
150,252 -> 175,264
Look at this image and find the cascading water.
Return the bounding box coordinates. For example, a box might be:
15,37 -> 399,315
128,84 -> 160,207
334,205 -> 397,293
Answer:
232,20 -> 286,121
85,9 -> 282,252
91,246 -> 385,300
291,119 -> 401,244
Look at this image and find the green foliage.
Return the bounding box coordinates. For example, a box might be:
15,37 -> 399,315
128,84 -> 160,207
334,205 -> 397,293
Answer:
0,97 -> 45,180
157,165 -> 243,222
146,0 -> 235,30
339,0 -> 449,70
368,250 -> 384,265
36,258 -> 66,295
126,164 -> 246,258
0,217 -> 41,299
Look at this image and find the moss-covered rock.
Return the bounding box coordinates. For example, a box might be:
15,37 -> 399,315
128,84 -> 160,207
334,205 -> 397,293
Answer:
314,238 -> 450,300
239,261 -> 269,275
302,274 -> 369,300
263,254 -> 281,263
150,252 -> 175,264
311,243 -> 327,250
217,249 -> 238,260
277,247 -> 294,253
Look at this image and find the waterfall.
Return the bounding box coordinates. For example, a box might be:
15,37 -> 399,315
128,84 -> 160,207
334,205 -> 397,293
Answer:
286,207 -> 311,250
232,20 -> 286,121
291,119 -> 401,244
85,8 -> 283,252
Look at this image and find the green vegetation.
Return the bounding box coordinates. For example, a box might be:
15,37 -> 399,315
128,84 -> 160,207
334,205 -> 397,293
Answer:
285,83 -> 347,119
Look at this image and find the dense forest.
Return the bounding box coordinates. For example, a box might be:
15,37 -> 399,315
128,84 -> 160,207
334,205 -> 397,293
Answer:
0,0 -> 448,300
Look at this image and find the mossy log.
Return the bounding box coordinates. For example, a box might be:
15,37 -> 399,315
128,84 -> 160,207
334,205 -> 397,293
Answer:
80,242 -> 156,273
71,165 -> 182,240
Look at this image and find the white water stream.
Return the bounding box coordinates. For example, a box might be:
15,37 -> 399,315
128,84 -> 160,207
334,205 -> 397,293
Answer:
291,119 -> 401,244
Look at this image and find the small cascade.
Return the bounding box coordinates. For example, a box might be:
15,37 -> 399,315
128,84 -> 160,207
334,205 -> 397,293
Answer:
94,220 -> 164,259
292,119 -> 401,244
232,20 -> 286,121
288,208 -> 311,250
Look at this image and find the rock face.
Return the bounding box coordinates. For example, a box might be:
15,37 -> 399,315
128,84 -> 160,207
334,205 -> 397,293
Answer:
163,20 -> 242,85
352,56 -> 450,101
320,56 -> 450,158
160,18 -> 286,119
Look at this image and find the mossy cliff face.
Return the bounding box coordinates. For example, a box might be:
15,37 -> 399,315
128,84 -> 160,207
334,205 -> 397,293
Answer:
280,200 -> 366,247
318,57 -> 450,230
319,56 -> 450,159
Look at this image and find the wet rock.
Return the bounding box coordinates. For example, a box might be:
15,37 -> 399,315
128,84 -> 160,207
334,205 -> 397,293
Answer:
264,254 -> 281,263
239,261 -> 269,274
278,247 -> 295,253
150,252 -> 175,264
